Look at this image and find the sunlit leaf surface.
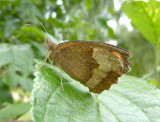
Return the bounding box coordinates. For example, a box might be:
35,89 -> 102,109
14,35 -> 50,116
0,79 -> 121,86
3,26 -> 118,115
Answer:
31,60 -> 160,122
0,102 -> 31,121
122,1 -> 160,45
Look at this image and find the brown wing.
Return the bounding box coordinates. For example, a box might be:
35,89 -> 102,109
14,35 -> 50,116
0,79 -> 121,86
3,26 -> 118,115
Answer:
55,44 -> 99,86
57,40 -> 131,72
54,41 -> 131,93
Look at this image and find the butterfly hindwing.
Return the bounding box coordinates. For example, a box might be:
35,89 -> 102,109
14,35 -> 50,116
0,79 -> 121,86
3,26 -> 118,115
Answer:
49,41 -> 131,93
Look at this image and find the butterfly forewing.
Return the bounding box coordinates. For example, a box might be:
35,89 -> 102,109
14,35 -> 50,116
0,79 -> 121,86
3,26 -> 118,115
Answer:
49,41 -> 131,93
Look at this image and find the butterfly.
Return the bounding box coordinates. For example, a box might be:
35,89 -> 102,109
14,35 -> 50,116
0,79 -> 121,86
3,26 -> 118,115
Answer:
40,40 -> 131,94
28,21 -> 131,94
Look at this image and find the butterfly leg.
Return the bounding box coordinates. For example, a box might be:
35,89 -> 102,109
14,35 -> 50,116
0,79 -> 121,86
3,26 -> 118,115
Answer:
34,51 -> 51,72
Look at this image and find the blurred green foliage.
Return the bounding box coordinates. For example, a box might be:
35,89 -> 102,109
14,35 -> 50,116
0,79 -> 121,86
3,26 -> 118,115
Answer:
0,0 -> 160,121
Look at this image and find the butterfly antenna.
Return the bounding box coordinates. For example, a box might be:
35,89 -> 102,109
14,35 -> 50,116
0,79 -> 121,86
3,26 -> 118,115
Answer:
38,21 -> 49,34
38,21 -> 51,46
39,21 -> 48,38
25,22 -> 51,72
25,24 -> 47,38
59,65 -> 64,91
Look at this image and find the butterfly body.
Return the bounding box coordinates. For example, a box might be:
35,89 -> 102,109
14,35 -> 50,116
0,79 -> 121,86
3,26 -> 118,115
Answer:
48,40 -> 131,93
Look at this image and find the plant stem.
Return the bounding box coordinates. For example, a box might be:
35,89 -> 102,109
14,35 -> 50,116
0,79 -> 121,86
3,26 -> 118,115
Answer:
155,44 -> 160,71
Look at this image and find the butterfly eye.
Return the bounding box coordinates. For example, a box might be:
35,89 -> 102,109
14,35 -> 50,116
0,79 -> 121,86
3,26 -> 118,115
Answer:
45,38 -> 51,50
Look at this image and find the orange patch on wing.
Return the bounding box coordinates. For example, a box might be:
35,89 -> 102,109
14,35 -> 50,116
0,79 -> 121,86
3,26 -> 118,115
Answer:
111,51 -> 122,59
111,51 -> 123,66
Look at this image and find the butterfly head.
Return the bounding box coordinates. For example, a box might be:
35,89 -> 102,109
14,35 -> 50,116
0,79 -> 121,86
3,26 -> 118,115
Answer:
45,38 -> 57,51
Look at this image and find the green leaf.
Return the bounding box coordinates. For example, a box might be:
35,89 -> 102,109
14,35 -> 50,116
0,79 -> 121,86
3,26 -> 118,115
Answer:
94,16 -> 116,39
3,17 -> 20,38
18,0 -> 41,24
20,77 -> 33,92
95,16 -> 108,28
30,40 -> 47,57
0,44 -> 33,74
85,0 -> 93,10
107,25 -> 116,39
31,60 -> 160,122
17,112 -> 31,121
122,1 -> 160,45
0,44 -> 13,67
0,0 -> 17,9
21,25 -> 46,40
22,25 -> 59,44
0,102 -> 31,121
0,77 -> 13,103
0,44 -> 34,89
